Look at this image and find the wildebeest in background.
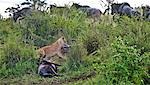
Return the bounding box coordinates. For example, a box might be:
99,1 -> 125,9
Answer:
71,3 -> 102,22
119,3 -> 141,17
111,2 -> 141,18
142,5 -> 150,21
38,59 -> 61,77
111,2 -> 131,15
5,6 -> 32,22
12,7 -> 32,22
5,6 -> 20,16
5,0 -> 48,22
111,3 -> 123,15
71,3 -> 90,9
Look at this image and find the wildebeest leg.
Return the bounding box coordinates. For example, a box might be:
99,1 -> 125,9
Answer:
51,66 -> 58,75
50,65 -> 63,77
112,14 -> 115,20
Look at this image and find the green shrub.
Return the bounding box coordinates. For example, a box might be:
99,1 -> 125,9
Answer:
0,59 -> 37,78
0,27 -> 37,78
0,41 -> 37,78
104,37 -> 149,84
83,34 -> 99,55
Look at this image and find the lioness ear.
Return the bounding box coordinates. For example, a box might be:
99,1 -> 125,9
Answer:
61,36 -> 65,40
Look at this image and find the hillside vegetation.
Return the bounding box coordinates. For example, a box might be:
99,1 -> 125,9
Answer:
0,8 -> 150,85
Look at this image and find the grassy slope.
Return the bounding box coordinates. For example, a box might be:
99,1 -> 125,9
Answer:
0,10 -> 150,85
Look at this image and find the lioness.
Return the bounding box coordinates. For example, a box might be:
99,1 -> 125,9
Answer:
37,36 -> 70,61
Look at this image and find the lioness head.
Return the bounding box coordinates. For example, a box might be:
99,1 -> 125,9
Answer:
57,36 -> 70,53
57,36 -> 66,46
61,43 -> 70,53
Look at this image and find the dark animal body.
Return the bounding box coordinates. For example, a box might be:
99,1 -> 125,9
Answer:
142,6 -> 150,21
38,60 -> 61,77
111,3 -> 131,14
111,2 -> 140,17
71,3 -> 102,22
13,7 -> 32,22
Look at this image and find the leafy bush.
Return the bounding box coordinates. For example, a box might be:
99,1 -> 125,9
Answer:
83,34 -> 99,55
0,22 -> 37,78
0,59 -> 37,78
104,37 -> 149,84
0,40 -> 37,78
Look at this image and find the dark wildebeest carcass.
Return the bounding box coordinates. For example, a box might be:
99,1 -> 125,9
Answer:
71,3 -> 102,22
38,59 -> 62,77
111,2 -> 141,18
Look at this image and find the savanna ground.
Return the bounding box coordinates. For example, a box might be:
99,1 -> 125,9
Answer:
0,8 -> 150,85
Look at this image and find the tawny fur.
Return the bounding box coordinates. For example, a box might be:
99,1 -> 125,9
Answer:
37,36 -> 69,61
